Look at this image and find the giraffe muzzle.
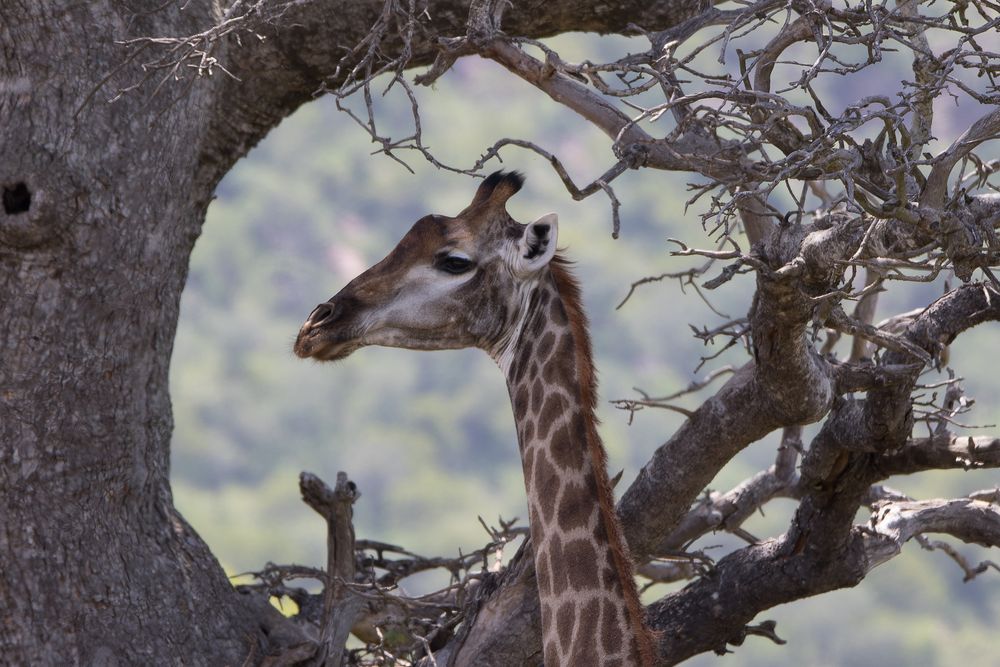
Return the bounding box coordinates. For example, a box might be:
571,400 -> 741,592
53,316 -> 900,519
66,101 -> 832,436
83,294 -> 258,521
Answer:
294,299 -> 361,360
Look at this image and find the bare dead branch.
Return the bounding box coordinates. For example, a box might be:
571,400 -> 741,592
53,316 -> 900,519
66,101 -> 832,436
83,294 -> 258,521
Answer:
865,497 -> 1000,569
825,304 -> 933,366
652,463 -> 800,557
635,559 -> 698,586
916,535 -> 1000,582
299,471 -> 360,666
921,109 -> 1000,208
472,138 -> 628,237
848,269 -> 881,361
242,470 -> 534,666
879,435 -> 1000,475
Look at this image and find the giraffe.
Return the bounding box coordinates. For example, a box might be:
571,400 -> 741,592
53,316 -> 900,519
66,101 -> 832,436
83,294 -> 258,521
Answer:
294,171 -> 656,666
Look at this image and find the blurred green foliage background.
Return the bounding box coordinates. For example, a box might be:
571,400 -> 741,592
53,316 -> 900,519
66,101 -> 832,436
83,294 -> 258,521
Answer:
170,33 -> 999,666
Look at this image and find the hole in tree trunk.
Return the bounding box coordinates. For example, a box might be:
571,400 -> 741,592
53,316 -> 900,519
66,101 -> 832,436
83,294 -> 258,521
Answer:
3,182 -> 31,214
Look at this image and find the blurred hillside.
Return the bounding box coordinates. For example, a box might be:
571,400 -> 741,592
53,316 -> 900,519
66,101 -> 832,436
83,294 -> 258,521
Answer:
170,33 -> 999,666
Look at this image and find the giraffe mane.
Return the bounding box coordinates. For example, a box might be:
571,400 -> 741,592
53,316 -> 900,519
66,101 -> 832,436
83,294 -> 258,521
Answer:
548,256 -> 658,665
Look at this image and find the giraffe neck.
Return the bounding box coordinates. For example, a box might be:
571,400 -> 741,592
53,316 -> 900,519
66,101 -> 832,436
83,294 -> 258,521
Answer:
495,262 -> 654,667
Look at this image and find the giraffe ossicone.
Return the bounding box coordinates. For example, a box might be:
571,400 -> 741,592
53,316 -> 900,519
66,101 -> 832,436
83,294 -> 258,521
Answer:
295,171 -> 656,666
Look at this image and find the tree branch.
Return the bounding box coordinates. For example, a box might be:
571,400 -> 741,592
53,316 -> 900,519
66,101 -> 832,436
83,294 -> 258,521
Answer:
647,491 -> 1000,665
878,435 -> 1000,475
300,471 -> 361,667
865,497 -> 1000,568
652,463 -> 799,557
920,108 -> 1000,208
181,0 -> 712,184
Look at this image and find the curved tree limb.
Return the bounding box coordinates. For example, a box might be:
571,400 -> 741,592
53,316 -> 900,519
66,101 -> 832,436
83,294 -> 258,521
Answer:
866,497 -> 1000,567
166,0 -> 711,185
648,491 -> 1000,665
879,435 -> 1000,475
920,109 -> 1000,208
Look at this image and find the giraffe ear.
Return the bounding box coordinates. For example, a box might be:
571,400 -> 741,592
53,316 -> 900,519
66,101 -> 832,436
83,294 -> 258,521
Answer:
514,213 -> 558,275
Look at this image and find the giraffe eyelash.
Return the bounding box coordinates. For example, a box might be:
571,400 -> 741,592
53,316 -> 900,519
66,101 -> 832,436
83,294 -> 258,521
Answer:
435,253 -> 475,275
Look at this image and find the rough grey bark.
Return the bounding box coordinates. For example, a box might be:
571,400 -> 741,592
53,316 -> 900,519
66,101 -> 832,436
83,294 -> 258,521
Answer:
0,4 -> 280,664
0,1 -> 704,664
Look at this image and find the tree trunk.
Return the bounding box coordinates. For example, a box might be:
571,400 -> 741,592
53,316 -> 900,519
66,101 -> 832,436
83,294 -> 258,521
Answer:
0,4 -> 277,663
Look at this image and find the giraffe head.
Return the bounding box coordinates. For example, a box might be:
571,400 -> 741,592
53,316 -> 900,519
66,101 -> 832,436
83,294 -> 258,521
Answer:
294,171 -> 559,362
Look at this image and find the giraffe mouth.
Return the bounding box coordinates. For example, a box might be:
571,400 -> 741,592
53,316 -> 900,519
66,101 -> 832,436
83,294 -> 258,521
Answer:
293,324 -> 362,361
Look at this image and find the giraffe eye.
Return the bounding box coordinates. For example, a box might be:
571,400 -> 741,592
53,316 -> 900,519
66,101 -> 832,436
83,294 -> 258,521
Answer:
437,255 -> 474,275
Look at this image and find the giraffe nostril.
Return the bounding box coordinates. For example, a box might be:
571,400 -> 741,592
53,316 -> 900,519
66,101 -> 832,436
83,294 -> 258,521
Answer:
306,301 -> 340,328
